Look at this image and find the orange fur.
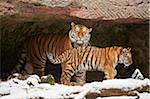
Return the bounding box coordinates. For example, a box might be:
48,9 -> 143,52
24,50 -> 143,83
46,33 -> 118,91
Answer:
50,46 -> 133,85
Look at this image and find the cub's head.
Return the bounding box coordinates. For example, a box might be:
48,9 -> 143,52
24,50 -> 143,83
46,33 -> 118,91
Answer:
118,48 -> 133,67
69,22 -> 92,46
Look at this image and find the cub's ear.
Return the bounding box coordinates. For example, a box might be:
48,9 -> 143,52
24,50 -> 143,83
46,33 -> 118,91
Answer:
71,22 -> 75,27
127,47 -> 131,51
88,28 -> 92,33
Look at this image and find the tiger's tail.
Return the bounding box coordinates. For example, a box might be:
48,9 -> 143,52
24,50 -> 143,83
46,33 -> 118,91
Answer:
48,49 -> 72,64
11,47 -> 27,75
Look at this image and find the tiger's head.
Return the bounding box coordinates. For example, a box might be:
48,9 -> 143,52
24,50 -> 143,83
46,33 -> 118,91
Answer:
69,22 -> 92,46
118,48 -> 133,67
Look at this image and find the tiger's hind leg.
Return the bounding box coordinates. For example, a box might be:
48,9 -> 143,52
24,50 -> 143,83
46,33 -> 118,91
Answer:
11,52 -> 27,74
21,62 -> 34,75
31,62 -> 46,77
20,57 -> 46,77
13,62 -> 45,77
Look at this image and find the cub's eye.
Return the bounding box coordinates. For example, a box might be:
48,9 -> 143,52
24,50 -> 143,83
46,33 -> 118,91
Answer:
123,53 -> 127,56
73,33 -> 76,36
82,27 -> 86,32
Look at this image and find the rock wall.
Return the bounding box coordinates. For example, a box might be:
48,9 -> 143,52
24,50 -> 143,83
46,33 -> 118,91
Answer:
0,0 -> 149,23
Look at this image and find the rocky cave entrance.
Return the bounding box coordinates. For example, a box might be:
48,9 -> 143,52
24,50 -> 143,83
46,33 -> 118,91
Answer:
0,0 -> 149,82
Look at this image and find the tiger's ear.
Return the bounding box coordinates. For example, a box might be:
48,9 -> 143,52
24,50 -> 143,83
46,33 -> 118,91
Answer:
88,28 -> 92,33
71,22 -> 75,27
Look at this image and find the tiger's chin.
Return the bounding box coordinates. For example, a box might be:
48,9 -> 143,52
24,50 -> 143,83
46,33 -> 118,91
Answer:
124,64 -> 130,68
69,37 -> 85,45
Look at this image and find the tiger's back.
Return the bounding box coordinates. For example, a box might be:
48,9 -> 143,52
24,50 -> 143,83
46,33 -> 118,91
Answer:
24,34 -> 71,58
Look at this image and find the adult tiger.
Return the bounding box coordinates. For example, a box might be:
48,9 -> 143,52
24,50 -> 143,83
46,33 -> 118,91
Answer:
12,22 -> 92,77
49,46 -> 133,85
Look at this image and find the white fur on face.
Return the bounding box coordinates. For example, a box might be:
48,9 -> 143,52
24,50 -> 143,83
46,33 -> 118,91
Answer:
69,26 -> 91,45
118,48 -> 132,67
75,26 -> 80,32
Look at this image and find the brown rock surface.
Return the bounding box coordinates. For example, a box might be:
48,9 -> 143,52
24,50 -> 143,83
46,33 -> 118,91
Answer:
0,0 -> 149,23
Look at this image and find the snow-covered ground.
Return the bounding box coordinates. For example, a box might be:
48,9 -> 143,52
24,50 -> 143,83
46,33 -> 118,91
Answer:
0,75 -> 150,99
97,93 -> 150,99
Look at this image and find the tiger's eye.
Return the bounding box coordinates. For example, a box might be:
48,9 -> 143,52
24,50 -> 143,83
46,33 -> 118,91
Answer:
75,26 -> 80,32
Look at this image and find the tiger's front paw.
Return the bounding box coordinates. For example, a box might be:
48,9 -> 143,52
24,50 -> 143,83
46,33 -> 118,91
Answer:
64,82 -> 81,86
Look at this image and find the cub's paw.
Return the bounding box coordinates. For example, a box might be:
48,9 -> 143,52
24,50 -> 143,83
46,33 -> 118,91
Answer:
64,82 -> 82,86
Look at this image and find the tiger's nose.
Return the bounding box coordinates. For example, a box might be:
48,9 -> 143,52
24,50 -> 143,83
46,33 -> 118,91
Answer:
78,32 -> 84,37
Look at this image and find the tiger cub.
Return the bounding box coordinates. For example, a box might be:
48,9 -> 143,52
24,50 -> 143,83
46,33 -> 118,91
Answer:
12,22 -> 92,77
49,46 -> 133,85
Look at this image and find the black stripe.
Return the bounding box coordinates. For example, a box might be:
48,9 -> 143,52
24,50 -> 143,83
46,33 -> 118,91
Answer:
85,47 -> 92,63
18,54 -> 27,72
51,35 -> 58,56
77,71 -> 84,74
91,53 -> 94,70
91,48 -> 96,70
68,62 -> 76,72
104,48 -> 107,62
52,36 -> 59,55
38,46 -> 45,63
66,68 -> 74,74
76,49 -> 79,68
87,47 -> 93,70
80,46 -> 88,60
107,47 -> 111,63
30,37 -> 44,63
38,35 -> 46,61
34,36 -> 45,63
134,72 -> 139,79
33,49 -> 45,64
64,71 -> 71,78
48,35 -> 55,55
98,48 -> 102,70
94,50 -> 98,70
32,62 -> 44,68
83,62 -> 86,69
75,73 -> 83,77
94,48 -> 98,70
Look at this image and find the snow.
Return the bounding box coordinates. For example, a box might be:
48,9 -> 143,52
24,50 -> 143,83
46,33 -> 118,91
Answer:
138,92 -> 150,99
0,75 -> 150,99
132,69 -> 144,80
83,78 -> 150,91
96,93 -> 150,99
96,96 -> 137,99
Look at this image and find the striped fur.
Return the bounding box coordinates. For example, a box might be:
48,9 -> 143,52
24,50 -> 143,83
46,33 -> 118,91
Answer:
49,46 -> 133,85
12,22 -> 92,77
